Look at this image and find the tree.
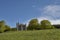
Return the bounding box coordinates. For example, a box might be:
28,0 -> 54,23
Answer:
0,20 -> 5,33
27,19 -> 40,30
40,20 -> 54,29
4,25 -> 11,32
0,20 -> 11,33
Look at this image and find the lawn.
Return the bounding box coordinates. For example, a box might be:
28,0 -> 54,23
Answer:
0,29 -> 60,40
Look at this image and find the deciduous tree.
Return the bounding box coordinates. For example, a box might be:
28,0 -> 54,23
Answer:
40,20 -> 54,29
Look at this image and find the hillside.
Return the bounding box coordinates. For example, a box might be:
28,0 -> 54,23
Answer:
0,29 -> 60,40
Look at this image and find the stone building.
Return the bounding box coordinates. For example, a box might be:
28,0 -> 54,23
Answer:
16,22 -> 27,31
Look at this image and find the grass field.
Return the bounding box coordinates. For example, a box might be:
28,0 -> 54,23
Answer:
0,29 -> 60,40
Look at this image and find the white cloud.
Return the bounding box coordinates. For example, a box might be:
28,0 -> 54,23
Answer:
37,17 -> 60,25
37,17 -> 50,23
24,5 -> 60,26
50,20 -> 60,25
43,5 -> 60,18
39,5 -> 60,25
44,5 -> 60,13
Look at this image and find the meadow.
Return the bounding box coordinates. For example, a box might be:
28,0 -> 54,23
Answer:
0,29 -> 60,40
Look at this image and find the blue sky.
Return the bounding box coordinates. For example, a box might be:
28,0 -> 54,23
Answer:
0,0 -> 60,28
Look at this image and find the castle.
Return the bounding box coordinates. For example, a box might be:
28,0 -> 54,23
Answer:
16,22 -> 60,31
16,22 -> 27,31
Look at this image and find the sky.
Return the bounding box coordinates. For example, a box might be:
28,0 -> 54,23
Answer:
0,0 -> 60,28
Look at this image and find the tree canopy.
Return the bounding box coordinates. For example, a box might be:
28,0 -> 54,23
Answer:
0,20 -> 6,32
40,20 -> 54,29
0,20 -> 10,33
27,19 -> 40,30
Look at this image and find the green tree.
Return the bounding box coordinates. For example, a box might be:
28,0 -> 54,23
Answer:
40,20 -> 54,29
27,19 -> 40,30
0,20 -> 5,33
4,25 -> 11,32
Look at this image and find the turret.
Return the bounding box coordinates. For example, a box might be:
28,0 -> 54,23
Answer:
16,22 -> 19,31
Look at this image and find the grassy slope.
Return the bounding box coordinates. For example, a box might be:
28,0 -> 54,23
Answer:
0,29 -> 60,40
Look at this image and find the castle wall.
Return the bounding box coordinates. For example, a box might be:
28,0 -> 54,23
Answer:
16,23 -> 27,31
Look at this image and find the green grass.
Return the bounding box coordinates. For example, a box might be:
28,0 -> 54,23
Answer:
0,29 -> 60,40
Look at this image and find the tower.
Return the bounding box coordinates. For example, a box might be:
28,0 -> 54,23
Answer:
16,22 -> 19,31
